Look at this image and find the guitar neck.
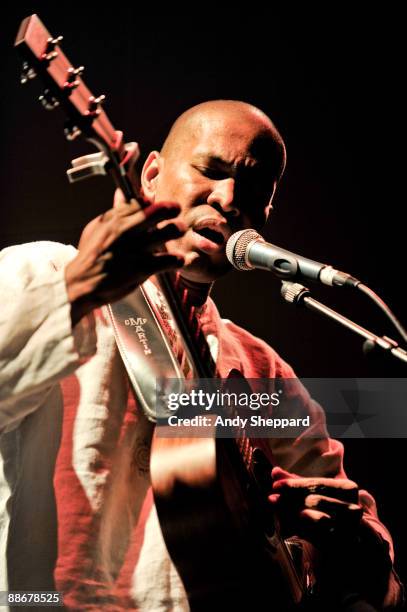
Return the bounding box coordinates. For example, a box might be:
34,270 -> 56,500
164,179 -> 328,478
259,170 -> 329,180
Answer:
160,272 -> 217,379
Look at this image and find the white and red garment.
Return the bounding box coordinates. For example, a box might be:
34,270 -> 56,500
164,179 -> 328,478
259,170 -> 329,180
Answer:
0,242 -> 401,610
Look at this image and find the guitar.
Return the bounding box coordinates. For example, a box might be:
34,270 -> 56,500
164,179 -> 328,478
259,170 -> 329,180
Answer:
15,15 -> 311,610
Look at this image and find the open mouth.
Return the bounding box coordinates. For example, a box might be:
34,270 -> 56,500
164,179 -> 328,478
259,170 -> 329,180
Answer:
193,227 -> 225,245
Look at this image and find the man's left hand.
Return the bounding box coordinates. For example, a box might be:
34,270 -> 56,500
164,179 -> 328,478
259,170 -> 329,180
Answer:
269,466 -> 363,544
269,466 -> 393,606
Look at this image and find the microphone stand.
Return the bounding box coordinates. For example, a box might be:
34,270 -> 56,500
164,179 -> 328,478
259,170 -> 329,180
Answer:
281,281 -> 404,612
281,282 -> 407,366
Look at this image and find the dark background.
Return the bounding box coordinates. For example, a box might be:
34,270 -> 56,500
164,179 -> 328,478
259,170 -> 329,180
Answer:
1,2 -> 405,597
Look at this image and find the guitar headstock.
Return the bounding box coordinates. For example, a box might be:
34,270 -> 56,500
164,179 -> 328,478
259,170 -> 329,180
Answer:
15,14 -> 139,197
15,15 -> 118,147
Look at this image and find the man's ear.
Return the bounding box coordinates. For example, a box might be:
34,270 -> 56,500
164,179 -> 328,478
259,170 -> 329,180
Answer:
141,151 -> 161,202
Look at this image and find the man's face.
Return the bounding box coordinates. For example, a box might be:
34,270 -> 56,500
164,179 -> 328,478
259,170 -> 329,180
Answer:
143,112 -> 279,282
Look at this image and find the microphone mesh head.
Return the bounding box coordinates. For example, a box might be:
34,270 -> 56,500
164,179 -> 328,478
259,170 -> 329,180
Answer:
226,229 -> 261,270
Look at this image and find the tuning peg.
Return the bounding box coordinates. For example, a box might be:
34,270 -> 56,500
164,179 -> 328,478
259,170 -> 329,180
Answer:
86,95 -> 106,118
20,61 -> 37,84
41,35 -> 63,62
63,66 -> 85,91
38,89 -> 59,110
64,120 -> 81,141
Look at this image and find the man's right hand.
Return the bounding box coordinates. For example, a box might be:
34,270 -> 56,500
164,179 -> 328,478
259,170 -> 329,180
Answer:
65,199 -> 185,325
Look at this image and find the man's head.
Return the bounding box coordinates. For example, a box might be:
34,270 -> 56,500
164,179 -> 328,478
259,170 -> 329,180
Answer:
141,100 -> 286,283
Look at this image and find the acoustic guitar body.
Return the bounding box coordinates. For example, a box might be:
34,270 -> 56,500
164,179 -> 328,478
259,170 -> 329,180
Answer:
151,425 -> 305,611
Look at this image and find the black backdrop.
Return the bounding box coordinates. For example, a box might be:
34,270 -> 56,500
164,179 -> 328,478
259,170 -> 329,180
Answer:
1,2 -> 406,597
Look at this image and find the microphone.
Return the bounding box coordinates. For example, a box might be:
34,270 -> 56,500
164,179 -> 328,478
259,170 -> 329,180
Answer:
226,229 -> 360,288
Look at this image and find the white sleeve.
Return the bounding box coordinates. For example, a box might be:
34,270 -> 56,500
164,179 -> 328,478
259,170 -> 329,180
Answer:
0,241 -> 97,432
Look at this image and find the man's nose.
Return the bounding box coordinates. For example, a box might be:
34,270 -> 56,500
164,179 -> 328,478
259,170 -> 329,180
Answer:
207,178 -> 240,217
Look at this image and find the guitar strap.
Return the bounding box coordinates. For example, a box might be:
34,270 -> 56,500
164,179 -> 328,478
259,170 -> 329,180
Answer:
106,280 -> 190,422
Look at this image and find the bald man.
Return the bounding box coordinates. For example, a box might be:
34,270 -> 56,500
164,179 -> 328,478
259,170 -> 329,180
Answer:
0,101 -> 402,610
65,100 -> 285,315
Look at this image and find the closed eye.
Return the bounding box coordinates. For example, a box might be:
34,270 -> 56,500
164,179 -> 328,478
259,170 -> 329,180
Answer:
193,165 -> 230,180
